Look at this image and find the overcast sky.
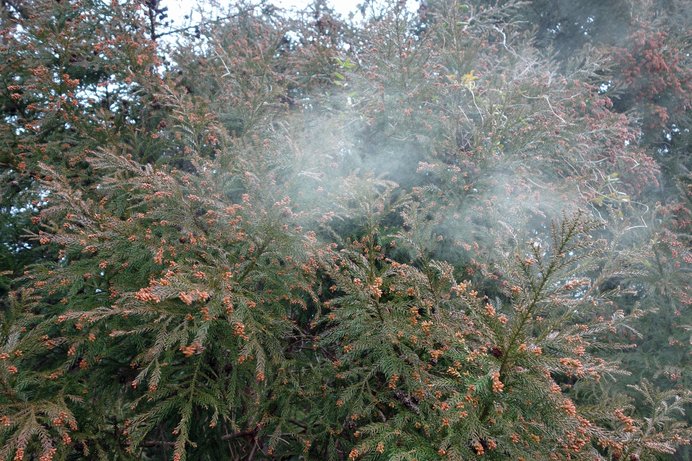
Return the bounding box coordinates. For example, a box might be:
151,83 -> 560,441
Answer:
165,0 -> 364,23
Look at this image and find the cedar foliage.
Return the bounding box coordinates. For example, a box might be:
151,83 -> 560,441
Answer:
0,1 -> 689,460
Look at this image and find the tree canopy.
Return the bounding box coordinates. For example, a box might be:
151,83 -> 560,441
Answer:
0,1 -> 689,460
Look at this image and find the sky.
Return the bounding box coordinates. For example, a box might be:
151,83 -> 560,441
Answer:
165,0 -> 365,24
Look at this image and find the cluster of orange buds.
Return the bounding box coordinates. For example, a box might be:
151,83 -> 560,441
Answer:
303,230 -> 318,244
178,289 -> 210,306
82,243 -> 98,254
573,345 -> 585,356
562,278 -> 589,291
484,303 -> 496,316
466,349 -> 483,362
180,341 -> 203,358
597,437 -> 624,453
413,387 -> 426,401
369,277 -> 383,299
53,411 -> 71,427
153,191 -> 173,199
0,416 -> 10,427
388,374 -> 399,389
300,438 -> 311,452
429,349 -> 444,362
491,372 -> 504,393
409,306 -> 420,325
473,440 -> 485,455
465,391 -> 478,407
562,398 -> 578,417
451,280 -> 469,296
223,296 -> 234,314
256,371 -> 265,382
179,291 -> 194,305
421,320 -> 433,335
577,416 -> 592,430
14,447 -> 24,461
318,211 -> 336,224
564,429 -> 589,453
153,247 -> 164,265
232,322 -> 248,340
447,367 -> 461,379
559,357 -> 584,376
62,73 -> 80,88
348,448 -> 359,460
614,408 -> 636,432
375,442 -> 385,454
48,370 -> 62,380
135,287 -> 161,303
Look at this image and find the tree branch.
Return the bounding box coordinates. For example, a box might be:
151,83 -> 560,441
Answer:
221,428 -> 257,441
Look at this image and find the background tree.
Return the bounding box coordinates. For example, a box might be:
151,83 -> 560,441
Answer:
491,4 -> 691,456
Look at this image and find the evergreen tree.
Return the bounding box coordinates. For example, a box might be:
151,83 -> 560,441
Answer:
0,1 -> 688,460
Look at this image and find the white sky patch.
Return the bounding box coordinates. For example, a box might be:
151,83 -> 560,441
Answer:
164,0 -> 363,24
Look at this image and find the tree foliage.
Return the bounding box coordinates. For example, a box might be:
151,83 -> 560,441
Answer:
0,1 -> 689,460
